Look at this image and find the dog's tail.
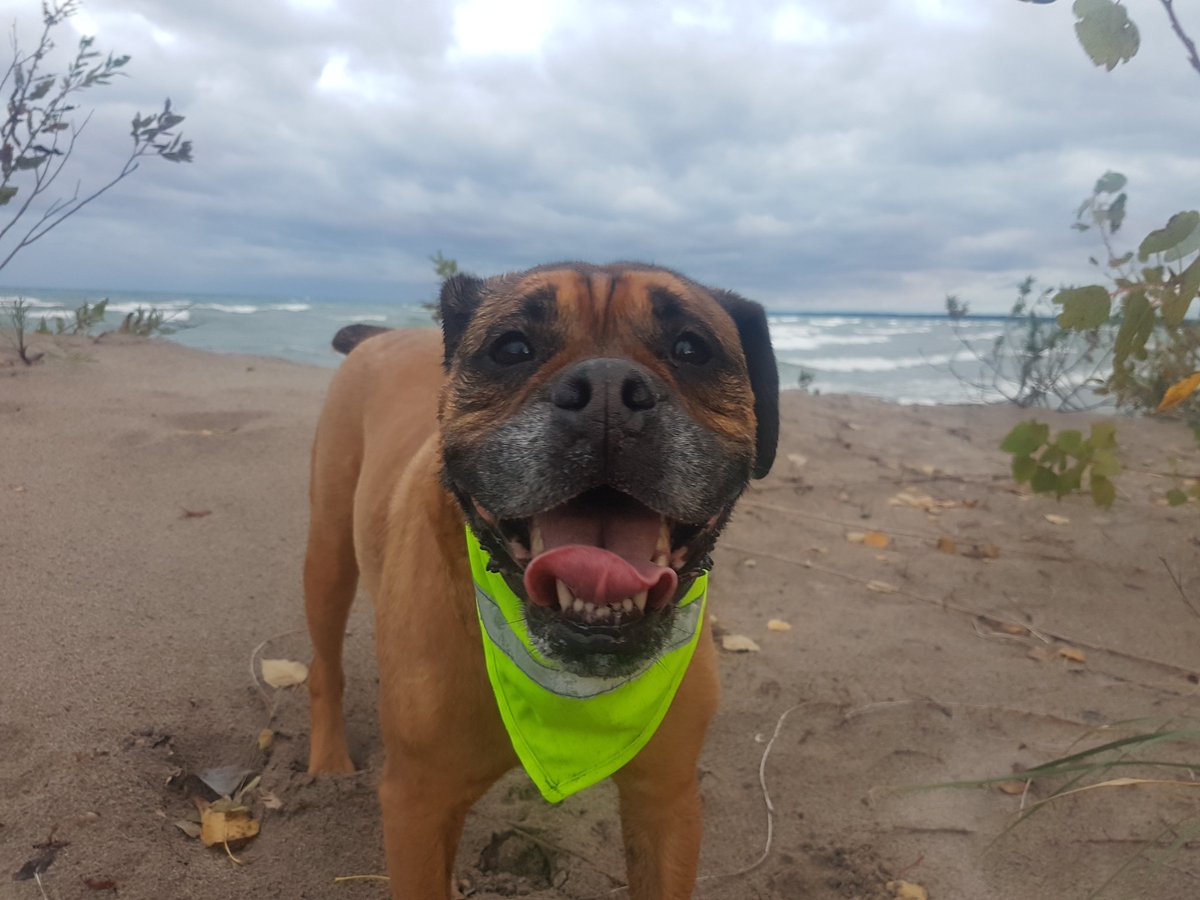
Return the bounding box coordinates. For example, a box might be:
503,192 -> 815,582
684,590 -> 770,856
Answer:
331,324 -> 392,355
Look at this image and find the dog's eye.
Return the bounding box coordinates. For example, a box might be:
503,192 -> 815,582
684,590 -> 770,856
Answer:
490,331 -> 534,365
671,332 -> 711,366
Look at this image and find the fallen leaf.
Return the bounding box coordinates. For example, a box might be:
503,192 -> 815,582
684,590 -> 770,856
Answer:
866,580 -> 898,594
175,819 -> 202,839
257,729 -> 274,751
889,490 -> 959,511
786,453 -> 808,468
767,619 -> 792,632
181,508 -> 211,519
84,877 -> 119,891
862,530 -> 890,549
200,805 -> 260,849
936,536 -> 957,554
845,531 -> 866,543
996,780 -> 1029,796
721,634 -> 761,653
962,543 -> 1001,560
1059,647 -> 1087,664
1044,514 -> 1070,526
13,846 -> 61,881
998,623 -> 1029,636
260,791 -> 284,811
740,558 -> 758,569
261,658 -> 309,688
10,484 -> 26,493
886,881 -> 929,900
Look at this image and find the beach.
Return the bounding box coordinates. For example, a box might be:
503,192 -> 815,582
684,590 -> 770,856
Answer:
2,333 -> 1198,899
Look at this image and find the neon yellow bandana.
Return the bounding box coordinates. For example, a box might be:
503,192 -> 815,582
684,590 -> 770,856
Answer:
466,527 -> 708,803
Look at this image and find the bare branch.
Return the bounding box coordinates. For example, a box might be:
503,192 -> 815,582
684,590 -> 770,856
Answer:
1158,0 -> 1200,81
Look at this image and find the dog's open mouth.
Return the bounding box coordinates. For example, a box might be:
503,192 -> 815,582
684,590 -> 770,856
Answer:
477,486 -> 713,624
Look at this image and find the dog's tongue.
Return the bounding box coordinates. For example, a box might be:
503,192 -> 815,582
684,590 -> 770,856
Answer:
523,499 -> 677,608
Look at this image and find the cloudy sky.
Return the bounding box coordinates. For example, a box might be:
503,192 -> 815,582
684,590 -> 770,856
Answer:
0,0 -> 1196,310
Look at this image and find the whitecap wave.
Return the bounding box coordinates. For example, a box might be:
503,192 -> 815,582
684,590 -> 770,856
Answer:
795,350 -> 973,373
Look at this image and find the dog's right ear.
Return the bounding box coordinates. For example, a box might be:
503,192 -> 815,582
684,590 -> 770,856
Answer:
439,273 -> 484,369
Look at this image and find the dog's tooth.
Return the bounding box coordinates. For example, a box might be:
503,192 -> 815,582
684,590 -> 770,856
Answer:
583,602 -> 596,620
531,524 -> 544,555
573,598 -> 584,613
556,580 -> 573,612
632,590 -> 648,612
596,605 -> 611,620
622,598 -> 633,613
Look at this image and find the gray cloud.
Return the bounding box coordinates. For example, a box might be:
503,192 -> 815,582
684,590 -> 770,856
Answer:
0,0 -> 1195,310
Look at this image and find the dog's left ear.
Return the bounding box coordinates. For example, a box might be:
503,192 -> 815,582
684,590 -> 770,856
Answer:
714,289 -> 779,479
439,273 -> 485,369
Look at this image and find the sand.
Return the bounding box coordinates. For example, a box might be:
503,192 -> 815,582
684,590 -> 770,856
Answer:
2,333 -> 1198,900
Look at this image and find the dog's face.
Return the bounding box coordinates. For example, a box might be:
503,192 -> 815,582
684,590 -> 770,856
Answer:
439,262 -> 778,677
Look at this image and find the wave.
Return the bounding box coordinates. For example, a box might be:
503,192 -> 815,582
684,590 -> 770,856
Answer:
793,350 -> 973,373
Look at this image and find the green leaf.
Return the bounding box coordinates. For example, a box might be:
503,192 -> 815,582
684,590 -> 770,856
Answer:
1073,0 -> 1140,71
1106,192 -> 1126,233
1071,222 -> 1091,232
1089,421 -> 1118,450
0,185 -> 16,206
1059,465 -> 1084,496
1056,429 -> 1084,456
13,154 -> 48,171
1113,291 -> 1154,368
1091,448 -> 1120,478
1055,285 -> 1111,329
1012,455 -> 1038,484
1093,171 -> 1126,195
1166,489 -> 1188,507
28,76 -> 54,101
1163,219 -> 1200,264
1091,474 -> 1116,508
1161,258 -> 1200,327
1001,420 -> 1050,456
1031,466 -> 1059,495
1109,251 -> 1133,267
1139,211 -> 1200,261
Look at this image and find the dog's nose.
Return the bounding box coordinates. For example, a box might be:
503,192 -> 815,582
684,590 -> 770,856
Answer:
549,358 -> 658,421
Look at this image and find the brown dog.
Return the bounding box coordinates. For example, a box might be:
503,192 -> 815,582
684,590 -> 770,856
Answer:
304,262 -> 778,899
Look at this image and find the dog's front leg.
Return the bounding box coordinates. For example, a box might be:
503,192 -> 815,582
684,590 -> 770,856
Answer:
615,769 -> 704,900
378,760 -> 478,900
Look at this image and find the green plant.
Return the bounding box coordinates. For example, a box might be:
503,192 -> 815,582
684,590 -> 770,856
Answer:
1,296 -> 42,363
40,296 -> 106,335
1000,419 -> 1120,506
0,1 -> 193,274
795,367 -> 816,394
947,278 -> 1110,410
117,305 -> 176,337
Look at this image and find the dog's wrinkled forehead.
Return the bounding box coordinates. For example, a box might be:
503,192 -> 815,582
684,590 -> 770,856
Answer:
451,263 -> 745,366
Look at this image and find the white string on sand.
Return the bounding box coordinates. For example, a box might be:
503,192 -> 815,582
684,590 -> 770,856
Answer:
597,701 -> 812,899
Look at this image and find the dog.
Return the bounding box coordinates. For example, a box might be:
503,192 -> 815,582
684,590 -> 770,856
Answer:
304,262 -> 778,899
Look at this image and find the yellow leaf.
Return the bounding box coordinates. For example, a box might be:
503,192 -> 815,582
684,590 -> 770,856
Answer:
886,881 -> 929,900
1157,372 -> 1200,413
936,536 -> 957,554
862,530 -> 890,549
1043,513 -> 1070,526
845,531 -> 867,543
1059,647 -> 1087,664
998,622 -> 1029,636
721,634 -> 761,653
996,779 -> 1029,795
257,729 -> 274,751
200,805 -> 260,849
261,658 -> 309,688
866,580 -> 898,594
767,619 -> 792,632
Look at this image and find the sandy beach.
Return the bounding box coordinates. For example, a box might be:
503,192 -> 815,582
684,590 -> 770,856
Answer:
2,333 -> 1199,899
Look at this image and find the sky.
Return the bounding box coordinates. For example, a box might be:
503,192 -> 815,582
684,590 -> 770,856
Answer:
0,0 -> 1196,311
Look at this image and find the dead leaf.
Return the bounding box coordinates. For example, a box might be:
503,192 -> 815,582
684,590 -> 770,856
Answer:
200,805 -> 260,849
845,531 -> 866,543
886,881 -> 929,900
10,484 -> 26,493
740,558 -> 758,569
175,819 -> 202,839
786,453 -> 808,468
996,780 -> 1028,796
1059,647 -> 1087,664
257,729 -> 274,751
260,791 -> 284,811
14,845 -> 61,881
767,619 -> 792,632
721,634 -> 761,653
862,530 -> 890,549
181,508 -> 212,519
1043,513 -> 1070,526
261,658 -> 309,688
83,877 -> 118,891
998,623 -> 1029,636
962,543 -> 1000,560
1157,371 -> 1200,413
866,580 -> 898,594
889,490 -> 959,511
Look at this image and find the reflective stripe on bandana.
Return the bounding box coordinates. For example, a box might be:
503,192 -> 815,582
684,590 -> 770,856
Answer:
466,527 -> 708,803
